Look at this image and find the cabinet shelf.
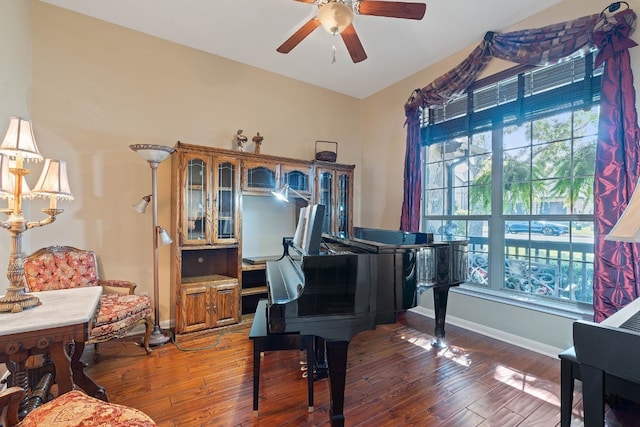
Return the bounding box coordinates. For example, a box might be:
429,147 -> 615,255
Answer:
242,286 -> 268,296
181,274 -> 238,286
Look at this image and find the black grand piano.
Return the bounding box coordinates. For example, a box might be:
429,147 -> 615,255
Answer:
255,205 -> 468,426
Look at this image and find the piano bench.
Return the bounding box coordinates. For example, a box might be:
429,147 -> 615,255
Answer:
559,345 -> 640,426
249,300 -> 315,414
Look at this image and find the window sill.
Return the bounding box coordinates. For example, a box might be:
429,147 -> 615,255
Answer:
452,283 -> 594,321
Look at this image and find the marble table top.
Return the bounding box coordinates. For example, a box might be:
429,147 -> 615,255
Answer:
0,287 -> 102,336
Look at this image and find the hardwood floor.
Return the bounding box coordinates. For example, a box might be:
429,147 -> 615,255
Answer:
82,310 -> 637,426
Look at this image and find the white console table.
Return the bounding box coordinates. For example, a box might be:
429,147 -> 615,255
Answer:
0,287 -> 106,407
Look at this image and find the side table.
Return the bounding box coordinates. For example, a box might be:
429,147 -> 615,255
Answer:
0,287 -> 106,415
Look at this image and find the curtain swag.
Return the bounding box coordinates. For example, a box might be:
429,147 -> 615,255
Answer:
400,6 -> 640,319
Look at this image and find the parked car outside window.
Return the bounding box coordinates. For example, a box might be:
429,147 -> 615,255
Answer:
505,221 -> 569,236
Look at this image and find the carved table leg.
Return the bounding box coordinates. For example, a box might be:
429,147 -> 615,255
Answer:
325,340 -> 349,427
49,341 -> 74,394
69,341 -> 108,401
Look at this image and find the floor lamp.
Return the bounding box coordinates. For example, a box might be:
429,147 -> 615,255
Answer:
130,144 -> 175,346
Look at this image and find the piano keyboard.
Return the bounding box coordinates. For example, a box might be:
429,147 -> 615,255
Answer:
601,296 -> 640,328
620,311 -> 640,333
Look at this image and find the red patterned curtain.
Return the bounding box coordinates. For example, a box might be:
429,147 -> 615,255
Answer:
401,7 -> 640,319
593,9 -> 640,321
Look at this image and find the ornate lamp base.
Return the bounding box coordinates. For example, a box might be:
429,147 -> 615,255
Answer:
0,288 -> 41,313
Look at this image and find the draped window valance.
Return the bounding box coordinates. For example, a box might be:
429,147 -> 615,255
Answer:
400,6 -> 640,320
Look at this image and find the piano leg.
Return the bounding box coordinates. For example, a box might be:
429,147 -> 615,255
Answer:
580,364 -> 606,427
325,340 -> 349,427
432,285 -> 452,349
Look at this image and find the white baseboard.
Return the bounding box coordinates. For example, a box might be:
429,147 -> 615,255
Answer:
409,306 -> 564,359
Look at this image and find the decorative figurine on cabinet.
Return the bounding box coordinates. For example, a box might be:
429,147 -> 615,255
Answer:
253,132 -> 264,154
233,129 -> 248,151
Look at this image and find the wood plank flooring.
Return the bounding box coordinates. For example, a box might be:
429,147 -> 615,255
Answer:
82,310 -> 638,426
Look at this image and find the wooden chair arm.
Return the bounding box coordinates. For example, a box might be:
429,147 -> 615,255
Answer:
98,279 -> 137,295
0,386 -> 26,427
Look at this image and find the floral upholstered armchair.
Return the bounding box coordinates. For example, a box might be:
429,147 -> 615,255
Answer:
0,387 -> 156,426
23,246 -> 152,358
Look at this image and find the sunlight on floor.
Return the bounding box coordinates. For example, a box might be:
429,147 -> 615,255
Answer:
401,333 -> 472,367
494,364 -> 560,406
401,334 -> 436,351
436,345 -> 472,368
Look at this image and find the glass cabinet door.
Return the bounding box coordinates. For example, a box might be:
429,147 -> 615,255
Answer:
183,155 -> 209,244
317,169 -> 334,234
243,161 -> 278,193
282,163 -> 312,197
215,157 -> 239,242
315,166 -> 353,237
337,172 -> 351,238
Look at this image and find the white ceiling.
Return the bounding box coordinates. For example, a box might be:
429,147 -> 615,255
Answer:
38,0 -> 562,99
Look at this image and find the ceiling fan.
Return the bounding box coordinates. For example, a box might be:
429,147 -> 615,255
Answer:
276,0 -> 427,63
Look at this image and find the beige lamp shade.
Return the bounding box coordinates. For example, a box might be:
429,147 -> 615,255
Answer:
31,159 -> 74,201
158,227 -> 173,246
318,1 -> 354,34
0,117 -> 43,164
133,195 -> 152,213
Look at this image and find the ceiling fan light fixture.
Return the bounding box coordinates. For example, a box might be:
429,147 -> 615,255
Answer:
318,2 -> 354,34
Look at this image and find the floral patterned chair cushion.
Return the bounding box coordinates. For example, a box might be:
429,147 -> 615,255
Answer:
0,387 -> 156,427
23,246 -> 152,355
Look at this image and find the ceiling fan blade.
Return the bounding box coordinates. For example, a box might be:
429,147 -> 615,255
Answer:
277,18 -> 321,54
340,24 -> 367,63
357,1 -> 426,20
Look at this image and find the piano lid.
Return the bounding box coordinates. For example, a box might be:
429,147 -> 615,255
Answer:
353,227 -> 433,245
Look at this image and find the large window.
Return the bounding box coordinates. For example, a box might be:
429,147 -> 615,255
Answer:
422,55 -> 600,308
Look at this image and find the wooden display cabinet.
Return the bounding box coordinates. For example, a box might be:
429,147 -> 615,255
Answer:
171,142 -> 356,325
